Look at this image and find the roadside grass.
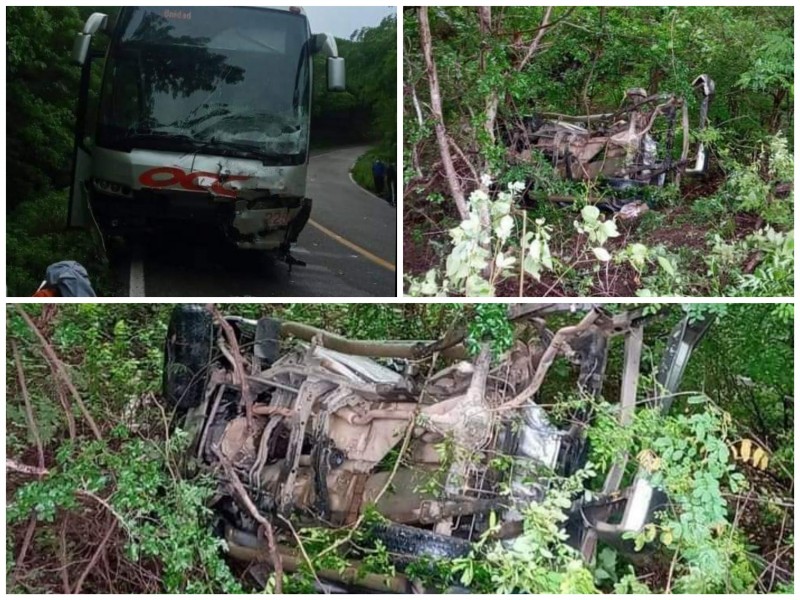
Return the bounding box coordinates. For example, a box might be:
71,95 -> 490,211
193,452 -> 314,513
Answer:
351,147 -> 395,196
6,189 -> 110,296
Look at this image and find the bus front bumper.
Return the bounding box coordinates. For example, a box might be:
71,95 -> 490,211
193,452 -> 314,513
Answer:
90,191 -> 311,251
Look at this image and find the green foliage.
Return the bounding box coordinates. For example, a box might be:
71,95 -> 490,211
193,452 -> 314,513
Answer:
275,303 -> 464,342
465,304 -> 513,357
715,135 -> 793,226
7,7 -> 85,202
351,148 -> 395,196
589,396 -> 759,593
737,30 -> 793,95
8,430 -> 242,593
706,227 -> 793,297
683,303 -> 793,461
450,467 -> 599,594
7,304 -> 171,452
593,547 -> 651,593
6,163 -> 110,298
574,205 -> 620,249
407,180 -> 530,296
405,7 -> 794,297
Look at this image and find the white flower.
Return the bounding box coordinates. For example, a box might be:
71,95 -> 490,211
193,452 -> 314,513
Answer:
480,173 -> 493,187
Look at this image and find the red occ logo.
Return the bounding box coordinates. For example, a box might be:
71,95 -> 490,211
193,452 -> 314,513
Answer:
139,167 -> 250,198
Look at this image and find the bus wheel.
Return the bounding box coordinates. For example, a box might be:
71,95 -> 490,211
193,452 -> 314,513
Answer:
163,304 -> 214,414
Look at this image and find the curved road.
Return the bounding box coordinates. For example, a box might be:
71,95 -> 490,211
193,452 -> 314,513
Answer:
116,146 -> 396,297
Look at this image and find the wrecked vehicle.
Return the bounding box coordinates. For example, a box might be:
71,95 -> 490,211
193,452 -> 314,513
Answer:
507,75 -> 715,211
69,7 -> 345,264
163,304 -> 711,592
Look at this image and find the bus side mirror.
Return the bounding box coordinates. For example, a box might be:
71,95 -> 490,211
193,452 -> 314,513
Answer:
327,57 -> 346,92
312,32 -> 337,57
72,13 -> 109,66
312,33 -> 346,92
73,34 -> 91,65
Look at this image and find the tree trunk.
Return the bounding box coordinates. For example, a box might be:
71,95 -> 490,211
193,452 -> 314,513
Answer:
478,7 -> 498,145
419,7 -> 469,220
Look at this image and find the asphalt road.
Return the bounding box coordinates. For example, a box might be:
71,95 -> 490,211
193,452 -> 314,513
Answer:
114,146 -> 397,297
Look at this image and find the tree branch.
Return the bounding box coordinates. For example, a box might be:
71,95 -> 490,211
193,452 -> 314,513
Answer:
418,7 -> 469,219
72,518 -> 117,593
496,309 -> 601,411
14,305 -> 102,441
517,6 -> 553,72
208,305 -> 255,431
6,458 -> 49,477
213,447 -> 283,593
11,339 -> 45,471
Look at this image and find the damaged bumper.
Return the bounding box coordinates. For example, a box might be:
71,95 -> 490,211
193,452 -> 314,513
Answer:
89,148 -> 312,250
91,190 -> 311,250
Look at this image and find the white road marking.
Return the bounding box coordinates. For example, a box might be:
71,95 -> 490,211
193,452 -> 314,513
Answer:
308,219 -> 396,272
129,252 -> 146,297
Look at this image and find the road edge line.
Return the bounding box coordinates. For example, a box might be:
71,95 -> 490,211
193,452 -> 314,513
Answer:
348,170 -> 387,203
308,219 -> 396,273
129,252 -> 146,297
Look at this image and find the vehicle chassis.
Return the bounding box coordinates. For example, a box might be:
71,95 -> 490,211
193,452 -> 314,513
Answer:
163,304 -> 711,592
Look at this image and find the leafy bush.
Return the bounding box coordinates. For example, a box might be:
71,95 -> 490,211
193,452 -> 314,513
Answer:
592,396 -> 758,593
8,430 -> 243,593
720,135 -> 793,226
706,227 -> 793,296
6,190 -> 110,297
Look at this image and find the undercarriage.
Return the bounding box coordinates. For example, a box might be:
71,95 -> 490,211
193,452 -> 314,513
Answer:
163,304 -> 711,592
505,75 -> 715,212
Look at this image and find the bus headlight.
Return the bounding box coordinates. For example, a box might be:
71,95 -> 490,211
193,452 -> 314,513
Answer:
93,178 -> 132,198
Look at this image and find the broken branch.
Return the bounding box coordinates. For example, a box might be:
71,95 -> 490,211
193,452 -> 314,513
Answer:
208,304 -> 255,431
11,339 -> 45,471
213,447 -> 283,593
6,458 -> 49,477
11,515 -> 38,588
497,309 -> 601,411
14,305 -> 102,441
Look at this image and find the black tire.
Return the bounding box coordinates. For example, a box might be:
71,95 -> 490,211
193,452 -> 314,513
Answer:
163,304 -> 214,413
368,523 -> 472,567
254,317 -> 282,368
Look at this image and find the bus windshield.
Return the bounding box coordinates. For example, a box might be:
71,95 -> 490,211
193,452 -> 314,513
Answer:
97,7 -> 311,164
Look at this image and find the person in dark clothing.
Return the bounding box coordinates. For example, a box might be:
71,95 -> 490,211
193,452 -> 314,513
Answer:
372,160 -> 386,194
386,163 -> 397,206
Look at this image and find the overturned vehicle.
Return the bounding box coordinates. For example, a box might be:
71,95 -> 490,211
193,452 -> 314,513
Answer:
164,304 -> 711,592
507,75 -> 715,212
